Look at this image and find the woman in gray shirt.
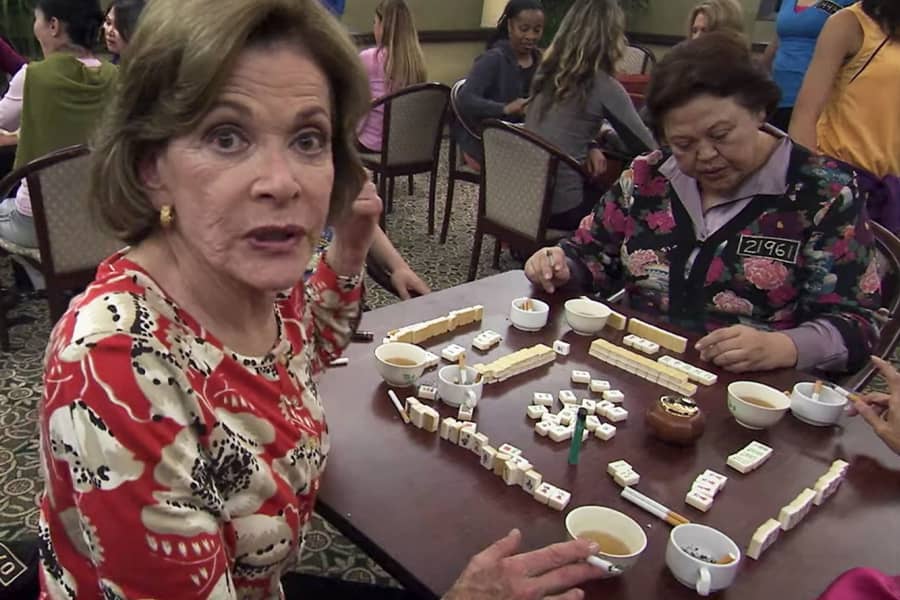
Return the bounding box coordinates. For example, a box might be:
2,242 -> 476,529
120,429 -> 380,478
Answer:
526,0 -> 657,230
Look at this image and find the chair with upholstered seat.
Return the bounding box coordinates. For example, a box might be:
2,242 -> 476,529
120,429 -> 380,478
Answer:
0,145 -> 123,349
618,44 -> 656,75
440,78 -> 482,244
359,82 -> 450,234
467,120 -> 600,282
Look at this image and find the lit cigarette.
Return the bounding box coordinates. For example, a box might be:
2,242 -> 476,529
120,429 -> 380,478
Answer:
458,352 -> 467,385
621,487 -> 690,527
586,555 -> 622,574
329,358 -> 349,367
387,390 -> 410,424
545,248 -> 555,271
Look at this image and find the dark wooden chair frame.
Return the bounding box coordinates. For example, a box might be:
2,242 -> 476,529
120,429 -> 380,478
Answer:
361,82 -> 450,234
0,144 -> 95,349
440,78 -> 481,244
623,43 -> 657,75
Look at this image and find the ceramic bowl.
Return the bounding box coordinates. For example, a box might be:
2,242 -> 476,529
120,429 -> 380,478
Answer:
510,297 -> 550,332
790,382 -> 848,426
565,506 -> 647,577
727,381 -> 791,430
374,342 -> 428,388
564,298 -> 611,336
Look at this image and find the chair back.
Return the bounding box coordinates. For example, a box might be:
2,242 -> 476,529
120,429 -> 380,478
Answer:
480,120 -> 587,241
450,78 -> 481,143
379,82 -> 450,167
26,146 -> 123,277
618,44 -> 656,75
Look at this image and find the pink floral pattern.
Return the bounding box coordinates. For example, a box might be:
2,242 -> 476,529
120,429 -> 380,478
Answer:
646,208 -> 676,233
860,257 -> 881,295
743,258 -> 790,290
706,257 -> 726,286
626,249 -> 659,277
713,291 -> 754,316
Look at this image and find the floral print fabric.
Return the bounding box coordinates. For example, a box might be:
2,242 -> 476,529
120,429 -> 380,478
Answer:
38,252 -> 361,599
561,145 -> 882,372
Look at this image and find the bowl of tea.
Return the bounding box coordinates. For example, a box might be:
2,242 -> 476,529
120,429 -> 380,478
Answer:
565,506 -> 647,576
374,342 -> 428,387
727,381 -> 791,430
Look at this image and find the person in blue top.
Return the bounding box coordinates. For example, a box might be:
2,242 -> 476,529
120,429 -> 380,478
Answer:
320,0 -> 345,17
762,0 -> 854,132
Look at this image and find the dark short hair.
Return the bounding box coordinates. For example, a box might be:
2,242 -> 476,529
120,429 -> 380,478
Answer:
646,32 -> 780,139
112,0 -> 147,43
487,0 -> 543,49
35,0 -> 103,50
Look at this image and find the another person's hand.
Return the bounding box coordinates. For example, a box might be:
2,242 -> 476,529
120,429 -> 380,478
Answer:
524,247 -> 571,294
849,356 -> 900,454
389,265 -> 431,300
585,148 -> 607,180
503,98 -> 529,117
695,325 -> 798,372
329,180 -> 382,275
443,529 -> 604,600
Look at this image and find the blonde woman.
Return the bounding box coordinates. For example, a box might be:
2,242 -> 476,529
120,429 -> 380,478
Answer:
525,0 -> 656,230
688,0 -> 745,39
357,0 -> 427,152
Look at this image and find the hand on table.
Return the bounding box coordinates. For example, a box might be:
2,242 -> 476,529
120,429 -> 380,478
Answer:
390,265 -> 430,300
524,247 -> 571,294
443,529 -> 604,600
328,180 -> 382,276
695,325 -> 798,373
584,148 -> 607,180
503,98 -> 529,117
848,356 -> 900,455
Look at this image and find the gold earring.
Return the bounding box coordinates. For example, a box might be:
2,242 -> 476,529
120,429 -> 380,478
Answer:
160,205 -> 175,228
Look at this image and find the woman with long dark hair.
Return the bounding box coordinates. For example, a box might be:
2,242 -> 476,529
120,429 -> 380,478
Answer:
103,0 -> 147,62
452,0 -> 544,168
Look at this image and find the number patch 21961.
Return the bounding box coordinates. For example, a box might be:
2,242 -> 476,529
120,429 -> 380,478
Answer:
737,235 -> 800,264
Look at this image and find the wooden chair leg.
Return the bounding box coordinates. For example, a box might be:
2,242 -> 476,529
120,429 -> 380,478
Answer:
387,177 -> 395,213
492,238 -> 501,270
468,226 -> 483,282
427,166 -> 439,236
47,286 -> 69,324
0,301 -> 9,351
377,173 -> 388,230
407,174 -> 414,195
440,174 -> 456,244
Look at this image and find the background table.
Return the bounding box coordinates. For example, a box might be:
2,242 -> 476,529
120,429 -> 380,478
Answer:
318,271 -> 900,599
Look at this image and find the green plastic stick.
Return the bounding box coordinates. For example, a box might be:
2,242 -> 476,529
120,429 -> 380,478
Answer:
568,407 -> 588,465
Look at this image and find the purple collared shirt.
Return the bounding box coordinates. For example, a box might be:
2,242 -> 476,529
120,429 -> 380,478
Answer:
658,137 -> 848,371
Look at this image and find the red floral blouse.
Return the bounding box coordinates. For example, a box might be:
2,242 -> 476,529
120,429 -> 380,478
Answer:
38,252 -> 361,599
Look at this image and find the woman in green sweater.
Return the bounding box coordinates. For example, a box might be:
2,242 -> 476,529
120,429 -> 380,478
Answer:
0,0 -> 115,266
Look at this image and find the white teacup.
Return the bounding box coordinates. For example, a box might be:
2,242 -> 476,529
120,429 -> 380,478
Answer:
565,506 -> 647,577
437,366 -> 484,407
666,524 -> 741,596
373,342 -> 428,388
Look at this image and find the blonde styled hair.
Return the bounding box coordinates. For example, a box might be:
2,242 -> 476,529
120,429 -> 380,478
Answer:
530,0 -> 625,120
688,0 -> 745,39
376,0 -> 427,92
89,0 -> 370,245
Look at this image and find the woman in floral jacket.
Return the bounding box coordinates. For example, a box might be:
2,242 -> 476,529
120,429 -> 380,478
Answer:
526,32 -> 881,375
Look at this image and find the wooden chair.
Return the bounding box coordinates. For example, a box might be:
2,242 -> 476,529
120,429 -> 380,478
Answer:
618,44 -> 657,75
467,120 -> 595,282
440,78 -> 481,244
838,220 -> 900,392
358,82 -> 450,234
0,145 -> 123,349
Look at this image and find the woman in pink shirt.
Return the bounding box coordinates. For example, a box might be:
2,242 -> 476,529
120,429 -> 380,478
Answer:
357,0 -> 426,152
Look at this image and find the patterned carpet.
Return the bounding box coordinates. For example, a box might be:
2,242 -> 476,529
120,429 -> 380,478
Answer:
0,142 -> 891,592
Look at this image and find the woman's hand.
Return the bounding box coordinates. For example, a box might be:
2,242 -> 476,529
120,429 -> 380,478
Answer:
329,180 -> 382,276
503,98 -> 529,117
524,247 -> 571,294
443,529 -> 604,600
695,325 -> 798,373
390,265 -> 430,300
849,356 -> 900,455
584,148 -> 607,180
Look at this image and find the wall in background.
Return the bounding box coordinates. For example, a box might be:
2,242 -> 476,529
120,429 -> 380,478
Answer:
342,0 -> 483,32
629,0 -> 775,44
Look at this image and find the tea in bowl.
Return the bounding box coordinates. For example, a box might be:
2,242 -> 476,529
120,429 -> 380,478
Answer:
564,298 -> 611,336
374,342 -> 428,388
790,382 -> 848,426
565,506 -> 647,577
510,297 -> 550,332
727,381 -> 790,430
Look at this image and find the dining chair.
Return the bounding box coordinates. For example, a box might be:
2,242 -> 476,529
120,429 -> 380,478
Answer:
618,44 -> 657,75
358,82 -> 450,234
838,220 -> 900,392
440,78 -> 482,244
467,120 -> 597,282
0,145 -> 123,349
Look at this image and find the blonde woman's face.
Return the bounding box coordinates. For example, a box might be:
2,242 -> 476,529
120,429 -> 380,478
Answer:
142,45 -> 335,293
373,13 -> 384,46
691,12 -> 709,39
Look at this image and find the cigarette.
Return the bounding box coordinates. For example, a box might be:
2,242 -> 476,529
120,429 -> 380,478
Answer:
351,331 -> 374,342
545,249 -> 555,270
812,380 -> 824,402
387,390 -> 410,424
458,353 -> 467,385
586,555 -> 621,574
621,487 -> 690,527
329,358 -> 349,367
